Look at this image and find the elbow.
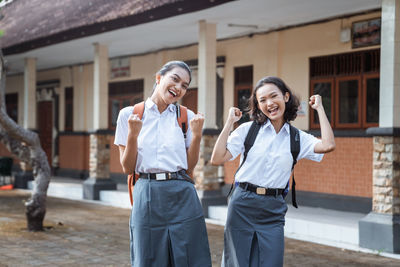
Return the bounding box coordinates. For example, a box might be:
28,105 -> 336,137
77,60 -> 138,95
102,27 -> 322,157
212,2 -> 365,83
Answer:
328,142 -> 336,152
121,161 -> 134,174
324,141 -> 336,153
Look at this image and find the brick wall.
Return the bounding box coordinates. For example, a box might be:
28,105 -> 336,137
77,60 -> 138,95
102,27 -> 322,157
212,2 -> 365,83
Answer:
224,137 -> 373,198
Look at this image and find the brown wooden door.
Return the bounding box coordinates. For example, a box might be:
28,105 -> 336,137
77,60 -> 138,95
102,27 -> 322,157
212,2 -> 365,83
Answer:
37,101 -> 53,166
182,88 -> 198,113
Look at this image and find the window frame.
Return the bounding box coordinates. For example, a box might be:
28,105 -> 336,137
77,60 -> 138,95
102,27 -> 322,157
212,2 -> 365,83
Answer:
108,80 -> 144,130
310,78 -> 334,129
310,73 -> 380,129
234,84 -> 252,126
108,93 -> 143,130
362,72 -> 380,128
335,75 -> 362,129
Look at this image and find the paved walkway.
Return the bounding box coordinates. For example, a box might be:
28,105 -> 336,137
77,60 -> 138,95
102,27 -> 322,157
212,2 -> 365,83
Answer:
1,190 -> 400,267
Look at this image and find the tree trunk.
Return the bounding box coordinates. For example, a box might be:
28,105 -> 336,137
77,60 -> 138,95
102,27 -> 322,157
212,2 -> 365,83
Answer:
0,50 -> 50,231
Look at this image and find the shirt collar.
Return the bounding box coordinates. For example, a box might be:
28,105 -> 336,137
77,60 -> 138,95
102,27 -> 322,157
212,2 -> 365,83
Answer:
145,98 -> 176,113
263,119 -> 290,134
282,122 -> 290,134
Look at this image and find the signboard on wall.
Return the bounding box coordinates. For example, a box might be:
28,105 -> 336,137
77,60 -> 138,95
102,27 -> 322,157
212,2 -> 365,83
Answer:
110,57 -> 130,79
352,18 -> 381,48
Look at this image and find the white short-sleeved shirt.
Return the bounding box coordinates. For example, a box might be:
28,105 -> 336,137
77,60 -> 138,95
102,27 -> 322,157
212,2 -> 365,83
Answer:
227,120 -> 323,188
114,98 -> 195,173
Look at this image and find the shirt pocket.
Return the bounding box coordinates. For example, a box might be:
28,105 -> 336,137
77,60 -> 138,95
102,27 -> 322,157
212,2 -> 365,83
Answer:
274,151 -> 293,171
160,125 -> 186,153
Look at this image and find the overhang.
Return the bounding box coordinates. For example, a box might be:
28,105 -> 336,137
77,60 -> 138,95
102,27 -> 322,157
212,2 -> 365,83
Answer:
1,0 -> 381,74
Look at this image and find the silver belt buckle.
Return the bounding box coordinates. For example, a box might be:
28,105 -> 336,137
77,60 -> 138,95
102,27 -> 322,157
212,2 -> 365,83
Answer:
256,187 -> 266,195
155,173 -> 167,181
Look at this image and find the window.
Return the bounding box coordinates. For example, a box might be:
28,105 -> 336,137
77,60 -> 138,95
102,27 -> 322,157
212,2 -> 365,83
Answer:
234,66 -> 253,125
310,49 -> 379,129
5,93 -> 18,123
65,87 -> 73,131
109,80 -> 144,129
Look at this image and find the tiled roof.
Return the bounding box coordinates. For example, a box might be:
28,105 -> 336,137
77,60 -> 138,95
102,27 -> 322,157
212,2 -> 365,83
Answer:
0,0 -> 178,47
0,0 -> 233,55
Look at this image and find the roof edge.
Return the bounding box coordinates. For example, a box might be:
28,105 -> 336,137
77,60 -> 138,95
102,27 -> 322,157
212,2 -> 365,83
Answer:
3,0 -> 235,56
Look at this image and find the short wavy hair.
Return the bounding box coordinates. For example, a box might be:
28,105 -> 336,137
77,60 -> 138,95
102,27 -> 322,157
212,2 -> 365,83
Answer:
248,76 -> 300,124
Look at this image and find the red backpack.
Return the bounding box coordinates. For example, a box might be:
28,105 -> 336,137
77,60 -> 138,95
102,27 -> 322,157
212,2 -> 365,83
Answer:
127,101 -> 188,205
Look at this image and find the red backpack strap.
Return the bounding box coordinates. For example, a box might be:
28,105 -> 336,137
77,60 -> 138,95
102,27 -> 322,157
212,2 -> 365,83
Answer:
132,101 -> 145,119
177,104 -> 190,176
127,101 -> 145,206
176,104 -> 188,139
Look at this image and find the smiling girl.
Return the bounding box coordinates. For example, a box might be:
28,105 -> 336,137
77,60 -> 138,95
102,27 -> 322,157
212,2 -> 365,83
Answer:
211,76 -> 335,267
114,61 -> 211,267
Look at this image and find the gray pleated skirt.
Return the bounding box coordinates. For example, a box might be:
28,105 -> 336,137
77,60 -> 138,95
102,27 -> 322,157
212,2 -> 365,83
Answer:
223,185 -> 288,267
129,177 -> 212,267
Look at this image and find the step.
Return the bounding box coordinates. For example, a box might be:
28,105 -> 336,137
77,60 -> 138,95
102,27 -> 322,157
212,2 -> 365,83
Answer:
208,204 -> 365,249
27,180 -> 131,209
99,190 -> 131,209
28,180 -> 83,200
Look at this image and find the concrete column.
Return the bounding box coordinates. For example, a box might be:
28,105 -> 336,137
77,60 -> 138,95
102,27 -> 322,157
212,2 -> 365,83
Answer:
359,0 -> 400,254
15,58 -> 37,188
58,67 -> 72,132
198,20 -> 217,129
196,21 -> 226,217
72,65 -> 85,131
93,43 -> 109,130
83,43 -> 115,200
379,0 -> 400,128
23,58 -> 36,129
83,133 -> 115,200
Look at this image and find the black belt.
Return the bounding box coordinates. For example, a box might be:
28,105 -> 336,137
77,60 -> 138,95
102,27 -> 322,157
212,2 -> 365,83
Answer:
139,170 -> 194,184
238,182 -> 284,196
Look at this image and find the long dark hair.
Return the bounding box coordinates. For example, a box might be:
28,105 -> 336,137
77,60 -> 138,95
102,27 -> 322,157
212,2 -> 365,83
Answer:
153,60 -> 192,90
248,76 -> 300,124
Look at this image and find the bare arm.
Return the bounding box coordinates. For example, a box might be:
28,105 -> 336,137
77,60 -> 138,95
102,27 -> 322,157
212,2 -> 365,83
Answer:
310,95 -> 336,153
186,113 -> 205,174
210,107 -> 242,165
119,113 -> 142,174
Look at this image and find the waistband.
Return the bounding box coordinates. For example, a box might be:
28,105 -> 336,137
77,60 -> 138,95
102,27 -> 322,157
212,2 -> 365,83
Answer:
139,170 -> 194,184
238,182 -> 284,196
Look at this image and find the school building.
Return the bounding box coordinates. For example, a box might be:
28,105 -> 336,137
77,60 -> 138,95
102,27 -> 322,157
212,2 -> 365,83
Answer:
0,0 -> 399,253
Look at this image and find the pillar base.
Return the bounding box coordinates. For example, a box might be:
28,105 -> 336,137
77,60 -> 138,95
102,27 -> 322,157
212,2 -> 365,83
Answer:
359,212 -> 400,253
197,189 -> 227,218
14,171 -> 34,189
83,177 -> 116,200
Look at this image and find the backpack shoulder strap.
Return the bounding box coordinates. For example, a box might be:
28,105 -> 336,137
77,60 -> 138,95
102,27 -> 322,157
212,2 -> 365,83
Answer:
243,121 -> 261,161
176,104 -> 188,138
132,101 -> 145,119
288,124 -> 301,208
238,120 -> 261,173
227,121 -> 261,197
128,101 -> 145,206
290,125 -> 300,168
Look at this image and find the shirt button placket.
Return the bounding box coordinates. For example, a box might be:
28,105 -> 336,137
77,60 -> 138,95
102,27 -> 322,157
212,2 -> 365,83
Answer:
155,112 -> 161,169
